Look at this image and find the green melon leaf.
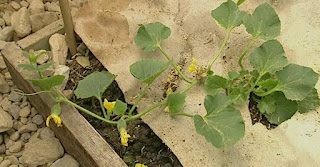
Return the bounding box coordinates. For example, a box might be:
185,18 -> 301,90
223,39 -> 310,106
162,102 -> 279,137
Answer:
257,95 -> 276,114
167,93 -> 186,115
18,62 -> 53,72
297,88 -> 320,113
228,71 -> 240,80
229,87 -> 248,105
29,75 -> 65,91
265,92 -> 298,124
130,59 -> 169,84
211,0 -> 246,31
249,40 -> 288,74
237,0 -> 246,6
205,75 -> 228,95
74,72 -> 116,99
275,64 -> 319,101
193,93 -> 245,148
134,22 -> 171,52
243,3 -> 281,40
113,100 -> 127,115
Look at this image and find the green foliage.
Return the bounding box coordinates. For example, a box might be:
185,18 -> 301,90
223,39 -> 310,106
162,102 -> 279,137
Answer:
18,62 -> 53,72
297,89 -> 320,113
74,72 -> 116,99
29,75 -> 65,91
257,95 -> 276,115
130,59 -> 169,84
134,22 -> 171,52
193,93 -> 245,148
228,87 -> 248,104
211,0 -> 246,31
205,75 -> 228,95
51,103 -> 61,115
113,100 -> 127,115
167,93 -> 186,115
243,3 -> 281,40
237,0 -> 246,6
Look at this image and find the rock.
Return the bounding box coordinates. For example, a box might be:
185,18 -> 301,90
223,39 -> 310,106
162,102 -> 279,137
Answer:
0,27 -> 14,42
0,144 -> 5,154
20,118 -> 27,124
1,97 -> 12,111
30,107 -> 38,117
7,156 -> 19,165
34,50 -> 50,64
12,122 -> 23,131
30,12 -> 58,32
0,133 -> 3,144
11,7 -> 31,38
0,18 -> 5,27
32,115 -> 44,125
22,138 -> 64,166
20,1 -> 29,8
0,110 -> 13,132
3,11 -> 12,26
11,1 -> 21,11
29,0 -> 45,15
53,65 -> 69,90
18,123 -> 37,133
49,34 -> 68,67
8,91 -> 22,103
39,127 -> 54,139
0,74 -> 9,93
0,56 -> 6,69
9,165 -> 18,167
76,56 -> 90,68
45,2 -> 60,12
0,160 -> 11,167
8,104 -> 20,120
19,106 -> 30,118
9,132 -> 20,141
0,41 -> 6,50
8,141 -> 22,153
76,42 -> 87,55
51,154 -> 79,167
4,73 -> 11,79
20,133 -> 30,142
62,90 -> 73,99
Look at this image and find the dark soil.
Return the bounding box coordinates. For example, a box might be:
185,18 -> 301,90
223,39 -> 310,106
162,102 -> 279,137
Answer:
65,50 -> 182,167
248,93 -> 278,129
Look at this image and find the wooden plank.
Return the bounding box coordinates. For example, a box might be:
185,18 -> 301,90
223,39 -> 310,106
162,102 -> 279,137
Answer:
3,55 -> 127,167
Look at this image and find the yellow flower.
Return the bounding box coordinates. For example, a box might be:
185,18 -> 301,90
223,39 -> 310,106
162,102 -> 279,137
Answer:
192,57 -> 198,64
188,64 -> 196,73
104,99 -> 116,111
46,114 -> 62,127
120,128 -> 131,146
135,163 -> 147,167
166,87 -> 173,95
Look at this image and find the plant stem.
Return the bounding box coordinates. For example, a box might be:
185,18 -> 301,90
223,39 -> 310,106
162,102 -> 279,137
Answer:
207,30 -> 231,73
98,98 -> 109,119
61,98 -> 117,124
253,87 -> 278,97
181,80 -> 199,94
126,101 -> 167,121
238,38 -> 257,70
128,84 -> 151,116
158,46 -> 193,83
170,112 -> 194,117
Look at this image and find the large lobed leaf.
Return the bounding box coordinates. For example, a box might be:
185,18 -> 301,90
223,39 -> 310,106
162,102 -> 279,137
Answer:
18,62 -> 53,72
134,22 -> 171,52
243,3 -> 281,40
249,40 -> 288,75
275,64 -> 319,101
211,0 -> 246,31
74,72 -> 116,99
130,59 -> 169,84
29,75 -> 65,91
205,75 -> 228,95
167,93 -> 186,115
297,88 -> 320,113
193,93 -> 245,148
113,100 -> 127,115
264,92 -> 298,124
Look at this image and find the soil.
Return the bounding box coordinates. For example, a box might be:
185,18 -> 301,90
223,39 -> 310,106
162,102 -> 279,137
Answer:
65,49 -> 182,167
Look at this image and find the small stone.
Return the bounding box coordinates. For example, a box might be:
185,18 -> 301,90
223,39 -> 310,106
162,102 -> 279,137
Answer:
39,127 -> 55,139
163,163 -> 173,167
12,122 -> 23,131
30,12 -> 58,32
0,160 -> 11,167
18,165 -> 24,167
9,165 -> 18,167
0,74 -> 9,93
20,1 -> 29,8
20,133 -> 30,142
19,102 -> 27,109
51,154 -> 79,167
20,118 -> 28,124
45,2 -> 60,12
62,90 -> 73,99
29,132 -> 40,143
18,123 -> 37,133
0,144 -> 5,154
32,115 -> 44,125
3,11 -> 12,26
0,57 -> 5,70
7,156 -> 18,165
9,141 -> 22,153
4,73 -> 10,79
34,50 -> 50,64
11,1 -> 21,11
11,7 -> 31,38
0,19 -> 5,27
53,65 -> 69,91
0,133 -> 3,144
8,91 -> 22,103
22,138 -> 64,166
0,109 -> 13,133
49,34 -> 68,67
29,0 -> 45,15
1,97 -> 11,111
30,107 -> 38,117
76,56 -> 90,68
76,42 -> 87,55
9,132 -> 20,141
19,106 -> 30,118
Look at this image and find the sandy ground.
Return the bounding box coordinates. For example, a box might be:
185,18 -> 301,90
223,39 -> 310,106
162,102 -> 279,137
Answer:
74,0 -> 320,166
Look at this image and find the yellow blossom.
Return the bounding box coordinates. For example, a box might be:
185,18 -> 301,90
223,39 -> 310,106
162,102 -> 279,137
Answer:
104,99 -> 116,111
46,114 -> 62,127
192,57 -> 198,64
188,64 -> 196,73
120,128 -> 131,146
135,163 -> 147,167
166,87 -> 173,95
